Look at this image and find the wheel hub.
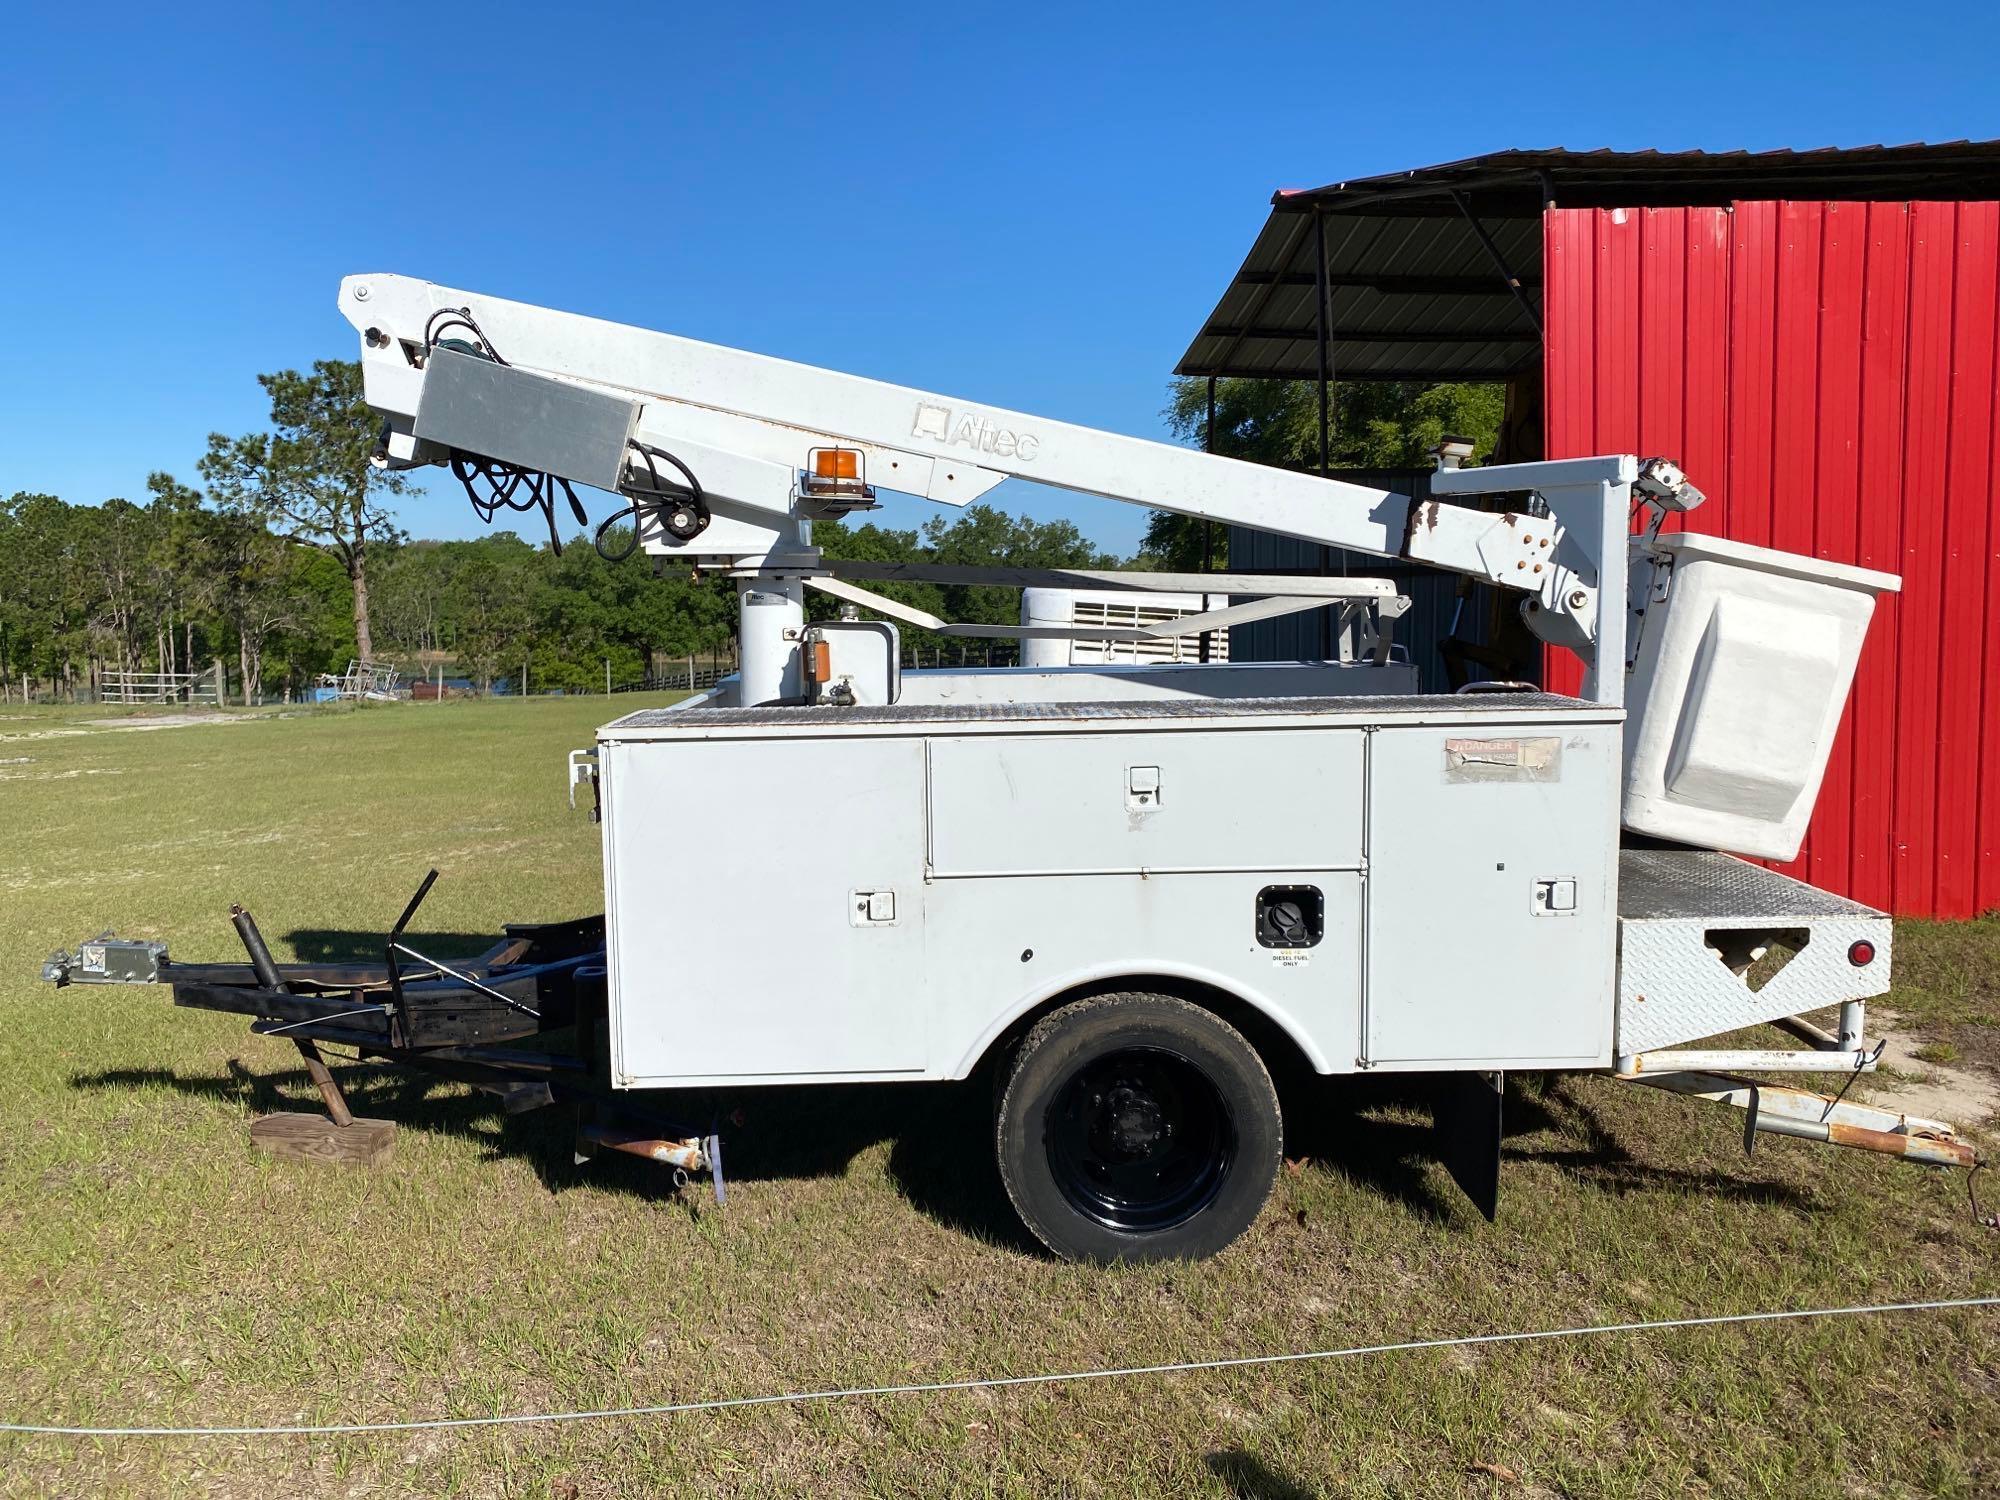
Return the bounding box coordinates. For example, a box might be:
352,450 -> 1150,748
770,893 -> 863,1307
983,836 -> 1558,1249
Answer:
1045,1045 -> 1234,1233
1101,1084 -> 1165,1156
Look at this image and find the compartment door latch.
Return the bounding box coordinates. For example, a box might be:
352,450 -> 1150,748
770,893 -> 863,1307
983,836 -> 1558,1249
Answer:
1126,765 -> 1162,812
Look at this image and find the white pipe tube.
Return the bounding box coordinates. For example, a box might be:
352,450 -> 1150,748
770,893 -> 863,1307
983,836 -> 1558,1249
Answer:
1615,1047 -> 1879,1076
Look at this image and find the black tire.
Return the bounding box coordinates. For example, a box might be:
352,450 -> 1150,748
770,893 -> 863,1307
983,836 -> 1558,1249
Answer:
995,992 -> 1281,1263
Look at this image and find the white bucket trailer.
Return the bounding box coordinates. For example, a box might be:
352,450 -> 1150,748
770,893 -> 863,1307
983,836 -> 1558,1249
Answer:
313,274 -> 1974,1259
44,273 -> 1964,1266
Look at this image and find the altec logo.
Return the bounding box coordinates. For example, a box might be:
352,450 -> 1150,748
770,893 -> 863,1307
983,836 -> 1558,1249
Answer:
911,402 -> 1041,461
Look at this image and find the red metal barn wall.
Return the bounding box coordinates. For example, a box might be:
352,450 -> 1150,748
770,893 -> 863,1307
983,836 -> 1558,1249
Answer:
1543,200 -> 2000,919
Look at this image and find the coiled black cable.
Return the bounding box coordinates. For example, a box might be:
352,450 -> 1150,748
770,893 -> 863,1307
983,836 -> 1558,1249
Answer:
424,306 -> 503,361
423,307 -> 706,560
594,442 -> 709,561
449,452 -> 589,554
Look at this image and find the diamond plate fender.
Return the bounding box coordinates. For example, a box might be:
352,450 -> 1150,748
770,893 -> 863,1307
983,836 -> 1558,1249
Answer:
1615,851 -> 1891,1054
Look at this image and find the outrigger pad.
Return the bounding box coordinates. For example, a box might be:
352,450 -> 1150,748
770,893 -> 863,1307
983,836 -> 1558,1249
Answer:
1437,1070 -> 1503,1222
250,1114 -> 396,1169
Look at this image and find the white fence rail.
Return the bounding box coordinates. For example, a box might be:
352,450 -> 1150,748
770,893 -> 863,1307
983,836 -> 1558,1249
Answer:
99,667 -> 224,706
614,662 -> 733,694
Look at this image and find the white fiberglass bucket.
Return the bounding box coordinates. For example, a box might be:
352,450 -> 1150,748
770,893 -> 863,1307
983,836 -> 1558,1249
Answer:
1622,532 -> 1900,861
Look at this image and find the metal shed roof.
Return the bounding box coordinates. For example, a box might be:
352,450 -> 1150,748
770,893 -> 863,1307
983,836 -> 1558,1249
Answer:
1176,141 -> 2000,382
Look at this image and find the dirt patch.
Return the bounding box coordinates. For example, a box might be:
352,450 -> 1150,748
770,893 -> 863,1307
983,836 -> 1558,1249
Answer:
0,766 -> 126,780
81,711 -> 265,731
1869,1009 -> 2000,1133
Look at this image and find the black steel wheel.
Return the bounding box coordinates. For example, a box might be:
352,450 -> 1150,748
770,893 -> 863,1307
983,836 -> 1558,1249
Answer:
1045,1046 -> 1233,1232
996,993 -> 1281,1263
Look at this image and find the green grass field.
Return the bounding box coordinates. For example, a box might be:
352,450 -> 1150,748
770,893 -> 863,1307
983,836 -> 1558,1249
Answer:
1,699 -> 1995,1497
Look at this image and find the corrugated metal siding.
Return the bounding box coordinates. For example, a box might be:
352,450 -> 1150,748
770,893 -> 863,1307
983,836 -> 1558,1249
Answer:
1545,200 -> 2000,917
1227,469 -> 1507,694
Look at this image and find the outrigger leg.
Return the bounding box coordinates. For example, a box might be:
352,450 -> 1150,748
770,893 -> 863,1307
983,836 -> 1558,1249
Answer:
230,903 -> 355,1129
1626,1070 -> 1980,1170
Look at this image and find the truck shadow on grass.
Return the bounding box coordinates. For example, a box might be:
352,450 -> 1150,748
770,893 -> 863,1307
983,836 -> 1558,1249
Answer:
1273,1071 -> 1814,1223
1497,1076 -> 1816,1208
72,1059 -> 1815,1253
68,1058 -> 1040,1245
1205,1448 -> 1320,1500
75,1057 -> 553,1161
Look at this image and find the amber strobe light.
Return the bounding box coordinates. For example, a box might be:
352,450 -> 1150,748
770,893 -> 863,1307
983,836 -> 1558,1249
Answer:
801,446 -> 874,502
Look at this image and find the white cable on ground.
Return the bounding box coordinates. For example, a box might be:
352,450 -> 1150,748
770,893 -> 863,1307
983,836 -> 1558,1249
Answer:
5,1294 -> 1993,1440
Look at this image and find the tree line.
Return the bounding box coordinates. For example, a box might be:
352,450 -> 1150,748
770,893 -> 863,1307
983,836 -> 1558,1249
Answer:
0,487 -> 1116,703
0,362 -> 1496,703
0,361 -> 1123,703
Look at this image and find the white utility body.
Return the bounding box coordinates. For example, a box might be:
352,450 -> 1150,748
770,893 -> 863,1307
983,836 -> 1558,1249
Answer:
331,274 -> 1969,1260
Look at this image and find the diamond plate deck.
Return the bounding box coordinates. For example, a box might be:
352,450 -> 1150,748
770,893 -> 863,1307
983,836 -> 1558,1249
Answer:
608,691 -> 1604,733
1619,848 -> 1883,921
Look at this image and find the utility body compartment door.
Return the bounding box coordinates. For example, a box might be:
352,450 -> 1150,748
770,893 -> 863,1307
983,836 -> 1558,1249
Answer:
1363,720 -> 1619,1067
927,729 -> 1364,875
600,735 -> 927,1083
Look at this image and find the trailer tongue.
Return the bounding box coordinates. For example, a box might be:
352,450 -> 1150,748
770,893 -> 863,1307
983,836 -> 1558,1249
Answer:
34,274 -> 1982,1261
44,881 -> 724,1196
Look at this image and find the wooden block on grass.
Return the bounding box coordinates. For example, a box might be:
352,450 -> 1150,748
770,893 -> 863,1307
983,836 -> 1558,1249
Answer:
250,1113 -> 396,1168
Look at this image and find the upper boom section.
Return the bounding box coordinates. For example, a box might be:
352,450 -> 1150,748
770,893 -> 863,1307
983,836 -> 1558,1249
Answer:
338,274 -> 1416,557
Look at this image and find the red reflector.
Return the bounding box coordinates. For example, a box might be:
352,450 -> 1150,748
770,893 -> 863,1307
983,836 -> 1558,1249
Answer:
1847,940 -> 1876,967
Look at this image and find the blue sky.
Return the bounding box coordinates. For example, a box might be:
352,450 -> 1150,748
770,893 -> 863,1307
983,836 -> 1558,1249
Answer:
4,2 -> 1996,557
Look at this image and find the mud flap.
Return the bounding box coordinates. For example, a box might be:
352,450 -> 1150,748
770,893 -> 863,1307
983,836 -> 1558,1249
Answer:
1438,1070 -> 1503,1221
